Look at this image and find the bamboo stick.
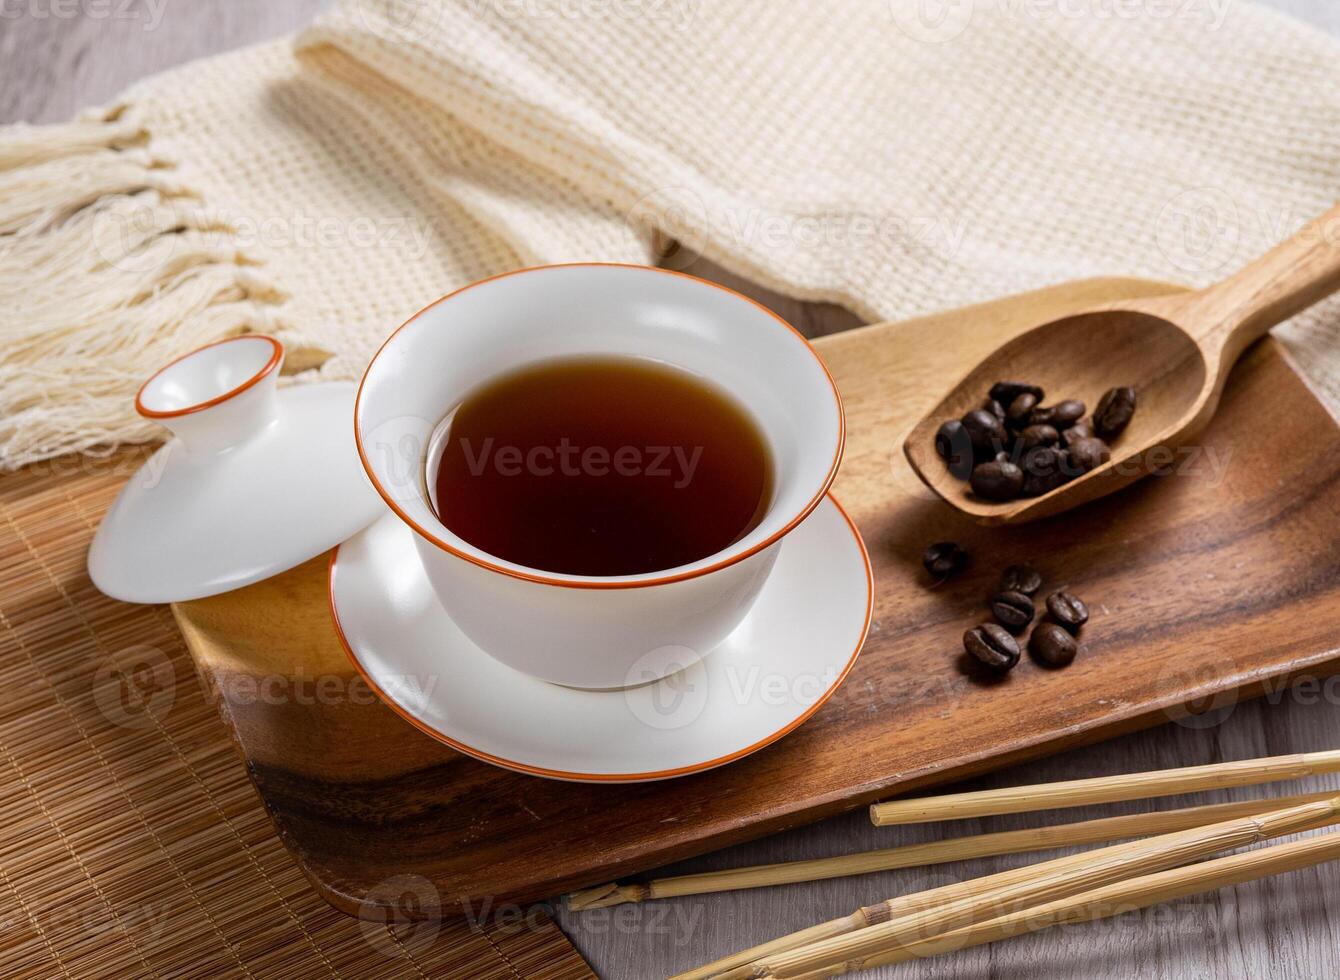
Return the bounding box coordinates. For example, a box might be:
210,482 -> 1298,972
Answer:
870,749 -> 1340,826
568,790 -> 1337,911
755,797 -> 1340,979
788,829 -> 1340,978
692,796 -> 1340,980
666,791 -> 1336,979
672,843 -> 1135,980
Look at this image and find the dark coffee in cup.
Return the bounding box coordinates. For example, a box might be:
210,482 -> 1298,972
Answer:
430,355 -> 773,577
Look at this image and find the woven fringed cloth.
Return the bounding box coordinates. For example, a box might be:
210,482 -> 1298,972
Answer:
2,0 -> 1338,468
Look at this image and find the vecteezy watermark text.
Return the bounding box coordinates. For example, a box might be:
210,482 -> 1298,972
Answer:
997,0 -> 1232,29
467,0 -> 698,30
458,437 -> 703,489
0,0 -> 168,31
888,0 -> 1233,44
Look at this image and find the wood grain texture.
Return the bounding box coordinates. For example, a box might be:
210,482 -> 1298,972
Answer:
169,277 -> 1340,924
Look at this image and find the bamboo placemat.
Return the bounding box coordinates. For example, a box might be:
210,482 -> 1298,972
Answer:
0,451 -> 593,980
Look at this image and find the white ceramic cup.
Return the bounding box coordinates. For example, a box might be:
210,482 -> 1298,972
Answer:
355,264 -> 844,689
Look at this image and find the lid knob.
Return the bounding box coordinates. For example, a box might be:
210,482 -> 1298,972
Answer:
135,335 -> 284,455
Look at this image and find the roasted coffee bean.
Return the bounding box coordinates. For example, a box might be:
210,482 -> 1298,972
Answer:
1049,399 -> 1086,427
935,420 -> 964,459
935,419 -> 974,479
1094,386 -> 1137,438
970,460 -> 1024,501
1016,424 -> 1059,453
1030,622 -> 1078,667
961,408 -> 1008,461
1006,392 -> 1038,429
963,623 -> 1020,672
989,381 -> 1044,406
1019,446 -> 1069,497
922,541 -> 968,579
990,589 -> 1035,632
1067,436 -> 1111,474
1062,421 -> 1094,447
999,563 -> 1043,596
939,382 -> 1129,495
1029,399 -> 1085,428
1046,590 -> 1089,632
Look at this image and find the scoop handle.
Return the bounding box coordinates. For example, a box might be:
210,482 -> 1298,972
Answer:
1189,201 -> 1340,366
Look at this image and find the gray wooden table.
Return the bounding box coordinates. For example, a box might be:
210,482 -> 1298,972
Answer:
4,2 -> 1339,977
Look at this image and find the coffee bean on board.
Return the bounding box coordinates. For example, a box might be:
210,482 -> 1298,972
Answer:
1006,392 -> 1038,429
935,419 -> 974,479
984,398 -> 1006,422
989,381 -> 1044,406
1094,386 -> 1137,438
990,590 -> 1035,632
1067,436 -> 1111,474
962,408 -> 1007,460
1030,622 -> 1078,666
923,541 -> 968,579
1046,590 -> 1090,632
964,623 -> 1020,671
999,563 -> 1043,596
970,460 -> 1024,501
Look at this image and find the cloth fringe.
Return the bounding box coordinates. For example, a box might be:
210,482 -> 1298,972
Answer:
0,106 -> 302,470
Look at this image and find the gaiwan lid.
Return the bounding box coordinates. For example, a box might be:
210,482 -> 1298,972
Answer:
88,335 -> 384,603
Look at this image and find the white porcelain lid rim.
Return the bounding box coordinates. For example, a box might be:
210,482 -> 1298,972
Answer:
135,334 -> 284,419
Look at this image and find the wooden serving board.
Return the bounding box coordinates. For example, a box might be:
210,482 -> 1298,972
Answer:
173,277 -> 1340,918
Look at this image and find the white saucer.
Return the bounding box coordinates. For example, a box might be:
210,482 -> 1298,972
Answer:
90,383 -> 384,603
329,495 -> 872,783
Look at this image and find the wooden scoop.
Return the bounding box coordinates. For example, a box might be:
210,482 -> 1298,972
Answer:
905,202 -> 1340,524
